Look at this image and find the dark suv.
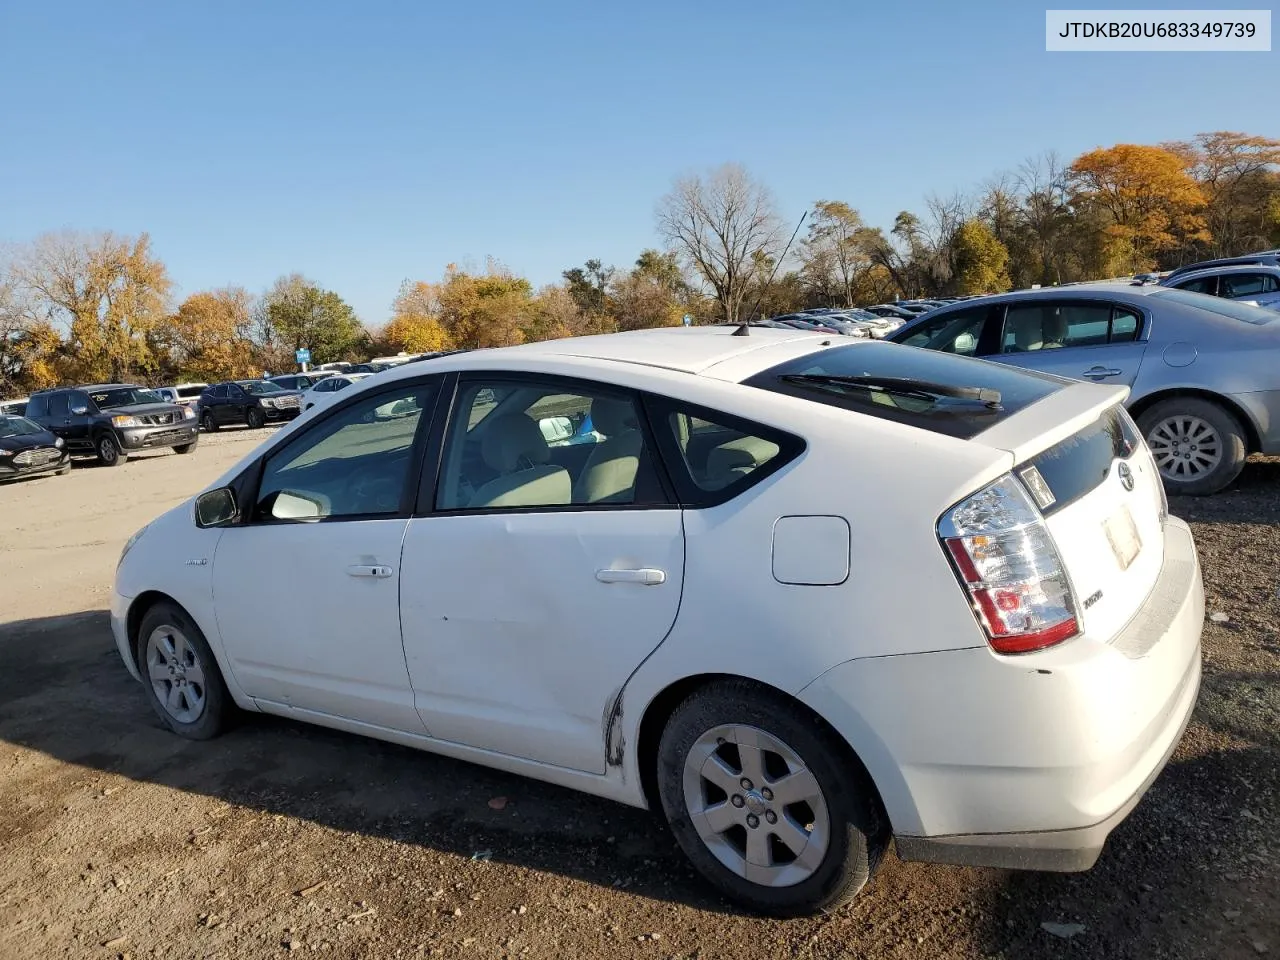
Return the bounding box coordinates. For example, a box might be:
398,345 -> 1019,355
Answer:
197,380 -> 303,431
26,384 -> 199,466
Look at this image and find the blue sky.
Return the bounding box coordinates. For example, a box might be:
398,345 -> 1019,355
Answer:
0,0 -> 1273,324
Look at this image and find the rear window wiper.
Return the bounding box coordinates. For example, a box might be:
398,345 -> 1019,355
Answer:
779,374 -> 1003,409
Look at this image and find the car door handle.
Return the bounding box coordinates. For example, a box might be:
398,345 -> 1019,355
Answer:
596,568 -> 666,586
1082,366 -> 1123,380
346,564 -> 394,579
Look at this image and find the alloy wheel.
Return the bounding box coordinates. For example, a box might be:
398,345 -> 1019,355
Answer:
1147,415 -> 1222,480
682,723 -> 830,887
145,625 -> 208,724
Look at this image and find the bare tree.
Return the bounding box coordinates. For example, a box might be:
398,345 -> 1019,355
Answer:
1017,151 -> 1073,285
656,164 -> 782,324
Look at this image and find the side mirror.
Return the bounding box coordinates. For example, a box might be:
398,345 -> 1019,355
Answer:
70,405 -> 88,416
195,488 -> 237,528
538,415 -> 574,444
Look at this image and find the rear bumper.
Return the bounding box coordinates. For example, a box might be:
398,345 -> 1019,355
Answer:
800,516 -> 1203,872
119,423 -> 199,449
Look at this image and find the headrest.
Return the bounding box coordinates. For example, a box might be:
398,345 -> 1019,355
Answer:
481,414 -> 550,472
591,397 -> 638,437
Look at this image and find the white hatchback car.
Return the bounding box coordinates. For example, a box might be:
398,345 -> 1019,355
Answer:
112,326 -> 1203,915
300,371 -> 374,411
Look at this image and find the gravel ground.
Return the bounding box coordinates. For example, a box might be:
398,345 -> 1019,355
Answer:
0,433 -> 1276,960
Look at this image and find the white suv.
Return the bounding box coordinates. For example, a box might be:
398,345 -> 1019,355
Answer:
110,326 -> 1202,915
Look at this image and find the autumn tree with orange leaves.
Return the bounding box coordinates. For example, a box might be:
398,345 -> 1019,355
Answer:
1068,144 -> 1209,274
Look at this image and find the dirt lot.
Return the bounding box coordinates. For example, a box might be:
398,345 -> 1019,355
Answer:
1,432 -> 1277,960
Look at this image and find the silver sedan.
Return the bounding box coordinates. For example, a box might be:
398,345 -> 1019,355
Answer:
886,283 -> 1280,495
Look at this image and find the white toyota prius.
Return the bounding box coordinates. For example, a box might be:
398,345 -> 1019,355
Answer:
111,325 -> 1203,915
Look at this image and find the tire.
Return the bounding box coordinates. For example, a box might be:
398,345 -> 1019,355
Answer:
135,601 -> 233,740
656,679 -> 887,917
95,432 -> 127,467
246,407 -> 265,430
173,442 -> 196,455
201,411 -> 219,432
1137,397 -> 1247,496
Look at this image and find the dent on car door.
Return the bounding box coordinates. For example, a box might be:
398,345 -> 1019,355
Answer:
983,301 -> 1148,386
211,379 -> 439,731
398,375 -> 685,774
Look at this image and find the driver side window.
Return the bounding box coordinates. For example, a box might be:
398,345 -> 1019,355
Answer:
254,383 -> 434,521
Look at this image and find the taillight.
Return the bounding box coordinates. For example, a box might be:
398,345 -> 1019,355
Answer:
939,474 -> 1079,655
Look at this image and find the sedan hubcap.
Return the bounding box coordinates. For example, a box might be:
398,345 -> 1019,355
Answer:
145,625 -> 207,724
682,724 -> 829,887
1147,416 -> 1221,479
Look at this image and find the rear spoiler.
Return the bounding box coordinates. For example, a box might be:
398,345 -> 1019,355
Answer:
971,382 -> 1130,463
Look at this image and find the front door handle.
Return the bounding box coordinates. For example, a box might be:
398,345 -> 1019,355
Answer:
346,564 -> 394,579
1082,366 -> 1123,380
596,568 -> 666,586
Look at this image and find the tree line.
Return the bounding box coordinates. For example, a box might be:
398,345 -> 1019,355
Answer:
2,130 -> 1276,398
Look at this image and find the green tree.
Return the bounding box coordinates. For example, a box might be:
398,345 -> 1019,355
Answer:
952,220 -> 1011,295
562,259 -> 615,321
259,274 -> 362,365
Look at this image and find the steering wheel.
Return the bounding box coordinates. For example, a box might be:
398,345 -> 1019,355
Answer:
343,462 -> 402,513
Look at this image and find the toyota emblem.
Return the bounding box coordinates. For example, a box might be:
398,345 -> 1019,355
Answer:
1118,461 -> 1135,492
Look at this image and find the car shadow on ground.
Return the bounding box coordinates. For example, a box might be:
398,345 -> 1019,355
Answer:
0,611 -> 1276,947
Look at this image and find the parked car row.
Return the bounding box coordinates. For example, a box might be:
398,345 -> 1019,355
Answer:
885,282 -> 1280,496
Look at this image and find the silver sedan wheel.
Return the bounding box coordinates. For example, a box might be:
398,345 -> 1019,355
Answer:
682,723 -> 830,888
1146,415 -> 1222,480
145,624 -> 207,724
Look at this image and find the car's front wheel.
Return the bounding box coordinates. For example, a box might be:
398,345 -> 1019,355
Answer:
201,411 -> 218,432
96,432 -> 127,467
1138,397 -> 1248,496
246,407 -> 265,429
136,601 -> 233,740
657,680 -> 887,916
173,442 -> 196,455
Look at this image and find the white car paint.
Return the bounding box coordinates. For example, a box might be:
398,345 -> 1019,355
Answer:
300,372 -> 374,411
111,326 -> 1202,908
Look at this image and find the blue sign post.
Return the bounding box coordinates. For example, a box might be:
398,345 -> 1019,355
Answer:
295,348 -> 311,369
682,314 -> 693,327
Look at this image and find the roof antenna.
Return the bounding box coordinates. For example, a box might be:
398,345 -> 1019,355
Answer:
733,210 -> 808,336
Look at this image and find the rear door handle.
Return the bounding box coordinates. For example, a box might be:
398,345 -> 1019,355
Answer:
1082,366 -> 1122,380
346,564 -> 394,579
596,568 -> 666,586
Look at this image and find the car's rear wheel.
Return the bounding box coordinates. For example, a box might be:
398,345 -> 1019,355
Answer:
96,432 -> 127,467
1138,397 -> 1247,496
136,601 -> 233,740
657,680 -> 886,916
246,407 -> 265,429
201,411 -> 218,432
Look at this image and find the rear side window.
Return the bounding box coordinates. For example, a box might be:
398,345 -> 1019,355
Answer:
26,395 -> 49,418
646,399 -> 801,506
48,393 -> 70,417
745,341 -> 1063,440
1000,302 -> 1140,352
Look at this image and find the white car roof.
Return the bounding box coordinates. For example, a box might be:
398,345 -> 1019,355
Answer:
391,327 -> 833,380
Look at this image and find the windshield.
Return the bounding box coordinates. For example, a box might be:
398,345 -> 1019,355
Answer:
1149,287 -> 1278,325
90,387 -> 164,409
744,341 -> 1063,439
240,380 -> 286,395
0,416 -> 44,438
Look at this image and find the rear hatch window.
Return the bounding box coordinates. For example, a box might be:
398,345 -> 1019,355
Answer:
743,341 -> 1065,439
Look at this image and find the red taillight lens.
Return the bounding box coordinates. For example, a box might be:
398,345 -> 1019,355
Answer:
940,475 -> 1079,655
